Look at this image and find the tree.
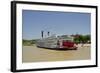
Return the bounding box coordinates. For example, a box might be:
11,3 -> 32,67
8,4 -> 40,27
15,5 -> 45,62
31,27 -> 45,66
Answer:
74,37 -> 80,44
73,34 -> 91,44
84,35 -> 91,43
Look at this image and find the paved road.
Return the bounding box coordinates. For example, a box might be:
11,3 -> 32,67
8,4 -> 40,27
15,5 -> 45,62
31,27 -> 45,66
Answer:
22,45 -> 90,63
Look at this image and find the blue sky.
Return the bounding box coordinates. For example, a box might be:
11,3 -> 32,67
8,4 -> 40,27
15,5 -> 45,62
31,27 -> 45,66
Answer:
22,10 -> 91,40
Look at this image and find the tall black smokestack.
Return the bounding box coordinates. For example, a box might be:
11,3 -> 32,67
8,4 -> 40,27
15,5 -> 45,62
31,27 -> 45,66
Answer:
47,31 -> 50,36
41,30 -> 44,38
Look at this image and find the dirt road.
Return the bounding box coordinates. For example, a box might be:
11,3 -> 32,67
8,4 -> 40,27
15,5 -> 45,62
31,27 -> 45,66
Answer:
22,45 -> 91,63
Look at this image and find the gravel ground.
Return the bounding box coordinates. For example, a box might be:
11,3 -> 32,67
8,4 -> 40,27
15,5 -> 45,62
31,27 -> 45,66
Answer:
22,44 -> 91,63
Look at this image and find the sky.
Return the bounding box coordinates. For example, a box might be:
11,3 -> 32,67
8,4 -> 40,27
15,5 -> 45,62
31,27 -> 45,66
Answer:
22,10 -> 91,40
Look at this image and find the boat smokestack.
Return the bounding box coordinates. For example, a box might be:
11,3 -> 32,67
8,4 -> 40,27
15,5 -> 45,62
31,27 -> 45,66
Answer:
47,31 -> 50,36
41,30 -> 44,38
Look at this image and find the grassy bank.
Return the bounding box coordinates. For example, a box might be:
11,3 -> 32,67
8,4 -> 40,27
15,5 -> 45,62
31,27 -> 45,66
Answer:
23,39 -> 37,46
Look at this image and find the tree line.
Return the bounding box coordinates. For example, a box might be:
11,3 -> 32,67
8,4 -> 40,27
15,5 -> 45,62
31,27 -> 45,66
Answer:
23,39 -> 37,46
74,35 -> 91,44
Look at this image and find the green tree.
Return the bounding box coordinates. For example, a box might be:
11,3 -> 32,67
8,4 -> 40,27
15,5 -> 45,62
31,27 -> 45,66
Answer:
74,35 -> 91,44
